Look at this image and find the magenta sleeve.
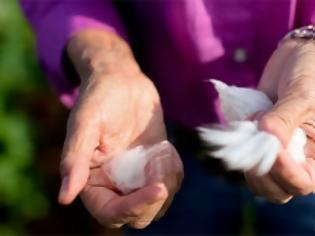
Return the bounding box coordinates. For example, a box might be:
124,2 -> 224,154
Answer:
20,0 -> 127,107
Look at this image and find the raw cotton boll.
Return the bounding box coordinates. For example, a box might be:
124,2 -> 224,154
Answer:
210,79 -> 273,122
198,79 -> 307,175
105,145 -> 148,194
198,121 -> 281,176
104,140 -> 174,194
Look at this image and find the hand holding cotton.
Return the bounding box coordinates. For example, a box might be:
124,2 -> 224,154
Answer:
198,79 -> 307,176
103,140 -> 179,194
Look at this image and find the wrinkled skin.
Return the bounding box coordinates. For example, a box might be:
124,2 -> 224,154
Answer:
245,40 -> 315,204
58,30 -> 183,229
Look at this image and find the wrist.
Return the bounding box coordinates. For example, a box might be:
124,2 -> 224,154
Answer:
258,35 -> 315,101
275,39 -> 315,102
67,29 -> 140,83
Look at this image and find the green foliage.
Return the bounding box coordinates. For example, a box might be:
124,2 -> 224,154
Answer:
0,0 -> 49,234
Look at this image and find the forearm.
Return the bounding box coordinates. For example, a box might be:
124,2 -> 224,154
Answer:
67,29 -> 140,82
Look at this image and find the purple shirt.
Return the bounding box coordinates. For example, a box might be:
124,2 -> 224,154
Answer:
21,0 -> 315,129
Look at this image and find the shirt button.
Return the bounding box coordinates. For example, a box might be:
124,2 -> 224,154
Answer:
233,48 -> 247,63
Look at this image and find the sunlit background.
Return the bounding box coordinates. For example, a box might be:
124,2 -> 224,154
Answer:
0,1 -> 120,234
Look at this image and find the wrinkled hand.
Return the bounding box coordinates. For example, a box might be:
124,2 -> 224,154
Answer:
58,30 -> 183,228
245,39 -> 315,204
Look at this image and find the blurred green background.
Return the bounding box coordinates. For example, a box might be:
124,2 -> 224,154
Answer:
0,1 -> 112,235
0,0 -> 49,234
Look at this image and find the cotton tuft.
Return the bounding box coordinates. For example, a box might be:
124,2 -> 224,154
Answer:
104,141 -> 173,194
198,79 -> 306,176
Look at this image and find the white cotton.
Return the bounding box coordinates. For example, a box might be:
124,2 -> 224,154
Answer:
287,128 -> 307,163
105,145 -> 149,194
210,79 -> 273,122
198,121 -> 256,146
198,79 -> 307,175
199,121 -> 281,175
104,141 -> 171,194
255,134 -> 281,176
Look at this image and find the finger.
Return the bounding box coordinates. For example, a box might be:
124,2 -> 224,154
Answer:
302,120 -> 315,141
171,144 -> 185,190
87,165 -> 116,188
303,136 -> 315,159
143,145 -> 183,221
303,158 -> 315,188
155,192 -> 175,220
270,150 -> 314,196
59,155 -> 91,204
154,154 -> 184,220
80,185 -> 119,228
90,183 -> 168,228
58,114 -> 99,204
146,155 -> 177,189
139,173 -> 175,225
245,171 -> 292,204
120,183 -> 168,229
260,95 -> 314,146
145,142 -> 183,192
128,186 -> 167,229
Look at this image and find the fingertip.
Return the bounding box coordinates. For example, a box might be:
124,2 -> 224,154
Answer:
58,192 -> 74,205
58,196 -> 69,205
58,157 -> 90,205
57,176 -> 77,205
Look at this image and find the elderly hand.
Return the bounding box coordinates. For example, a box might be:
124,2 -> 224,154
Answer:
58,29 -> 183,228
245,39 -> 315,204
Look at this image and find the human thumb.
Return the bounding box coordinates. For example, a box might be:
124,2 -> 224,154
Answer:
259,94 -> 312,147
58,155 -> 90,205
58,116 -> 98,205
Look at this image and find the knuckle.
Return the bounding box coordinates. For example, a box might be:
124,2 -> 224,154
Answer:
261,110 -> 294,135
260,111 -> 276,130
260,114 -> 289,134
259,115 -> 275,131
